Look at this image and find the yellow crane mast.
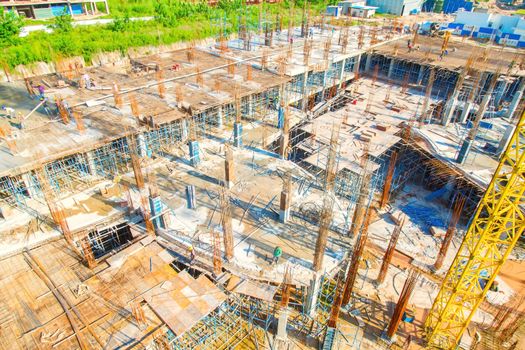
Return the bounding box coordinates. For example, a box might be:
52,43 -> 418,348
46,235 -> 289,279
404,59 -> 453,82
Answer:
425,110 -> 525,349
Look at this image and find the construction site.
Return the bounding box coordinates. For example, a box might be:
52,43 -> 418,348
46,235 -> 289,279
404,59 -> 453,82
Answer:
0,10 -> 524,350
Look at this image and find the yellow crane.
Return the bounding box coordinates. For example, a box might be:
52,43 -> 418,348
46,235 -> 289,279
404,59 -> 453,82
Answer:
425,110 -> 525,348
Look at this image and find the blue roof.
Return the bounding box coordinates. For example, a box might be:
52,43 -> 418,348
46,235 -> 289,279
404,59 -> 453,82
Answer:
351,4 -> 378,9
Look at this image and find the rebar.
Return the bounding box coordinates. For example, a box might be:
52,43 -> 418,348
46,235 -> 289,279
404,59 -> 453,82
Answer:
377,216 -> 405,284
386,269 -> 420,338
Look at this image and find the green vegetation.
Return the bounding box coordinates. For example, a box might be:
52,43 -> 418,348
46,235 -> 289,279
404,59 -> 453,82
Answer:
50,10 -> 74,33
0,0 -> 332,69
373,13 -> 397,19
516,9 -> 525,15
107,0 -> 157,17
0,11 -> 23,45
433,0 -> 444,12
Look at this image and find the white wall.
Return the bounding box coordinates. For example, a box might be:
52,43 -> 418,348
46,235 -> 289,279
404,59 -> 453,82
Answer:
455,10 -> 525,35
454,10 -> 492,27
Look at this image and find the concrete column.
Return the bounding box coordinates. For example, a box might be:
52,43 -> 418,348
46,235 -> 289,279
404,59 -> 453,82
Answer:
188,140 -> 200,166
279,133 -> 289,159
277,106 -> 285,129
276,308 -> 289,340
138,134 -> 149,158
68,3 -> 74,16
494,79 -> 508,108
21,173 -> 38,198
353,55 -> 361,81
456,73 -> 500,164
247,95 -> 253,118
301,71 -> 309,111
86,151 -> 97,176
90,2 -> 95,15
186,185 -> 196,209
149,195 -> 165,229
459,102 -> 472,124
387,58 -> 395,79
322,69 -> 329,98
442,90 -> 460,126
304,273 -> 322,317
417,65 -> 425,85
233,122 -> 243,147
181,119 -> 189,141
507,79 -> 524,120
104,0 -> 110,14
364,54 -> 372,73
338,59 -> 346,88
496,123 -> 516,155
456,139 -> 473,164
217,106 -> 224,128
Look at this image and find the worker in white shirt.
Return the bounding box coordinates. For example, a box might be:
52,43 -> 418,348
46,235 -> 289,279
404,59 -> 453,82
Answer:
1,105 -> 15,118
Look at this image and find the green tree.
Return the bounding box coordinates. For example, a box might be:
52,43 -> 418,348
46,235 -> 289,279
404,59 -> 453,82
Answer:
110,14 -> 130,32
0,11 -> 23,45
434,0 -> 444,12
51,9 -> 73,33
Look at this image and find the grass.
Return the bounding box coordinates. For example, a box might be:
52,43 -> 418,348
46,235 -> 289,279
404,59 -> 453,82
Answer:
515,9 -> 525,15
107,0 -> 157,17
373,13 -> 397,19
0,0 -> 335,69
22,18 -> 54,26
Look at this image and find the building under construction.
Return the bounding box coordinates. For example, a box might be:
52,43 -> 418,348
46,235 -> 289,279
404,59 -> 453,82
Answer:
0,13 -> 524,350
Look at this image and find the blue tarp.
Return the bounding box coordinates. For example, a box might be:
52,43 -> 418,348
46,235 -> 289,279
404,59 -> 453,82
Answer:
400,203 -> 447,230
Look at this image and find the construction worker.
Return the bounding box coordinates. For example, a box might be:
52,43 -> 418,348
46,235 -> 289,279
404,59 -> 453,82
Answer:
271,246 -> 282,265
33,84 -> 45,99
1,105 -> 15,118
188,245 -> 196,263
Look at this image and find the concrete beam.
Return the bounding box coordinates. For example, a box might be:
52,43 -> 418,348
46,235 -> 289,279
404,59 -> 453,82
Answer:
507,78 -> 524,120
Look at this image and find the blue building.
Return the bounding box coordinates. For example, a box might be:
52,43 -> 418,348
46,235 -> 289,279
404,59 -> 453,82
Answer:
1,0 -> 109,19
446,9 -> 525,47
366,0 -> 423,16
423,0 -> 473,14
